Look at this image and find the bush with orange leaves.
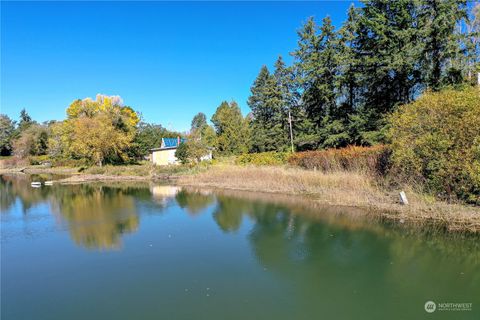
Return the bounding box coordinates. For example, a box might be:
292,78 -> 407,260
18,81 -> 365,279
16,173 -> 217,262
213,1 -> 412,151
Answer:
288,145 -> 391,176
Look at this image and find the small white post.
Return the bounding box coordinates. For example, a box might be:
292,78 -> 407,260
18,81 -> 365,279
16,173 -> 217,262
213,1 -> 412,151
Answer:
399,191 -> 409,205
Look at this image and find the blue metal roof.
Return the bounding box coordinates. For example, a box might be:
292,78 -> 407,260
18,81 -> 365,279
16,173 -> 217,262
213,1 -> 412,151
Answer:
162,137 -> 186,148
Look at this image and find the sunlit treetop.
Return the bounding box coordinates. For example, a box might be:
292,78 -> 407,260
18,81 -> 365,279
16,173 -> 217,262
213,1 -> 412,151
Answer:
66,94 -> 139,128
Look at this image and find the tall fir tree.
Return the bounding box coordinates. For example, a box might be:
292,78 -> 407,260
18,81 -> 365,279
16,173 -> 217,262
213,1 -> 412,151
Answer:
356,0 -> 422,114
248,63 -> 290,152
418,0 -> 469,90
338,4 -> 360,116
18,108 -> 33,132
293,17 -> 340,130
273,56 -> 297,152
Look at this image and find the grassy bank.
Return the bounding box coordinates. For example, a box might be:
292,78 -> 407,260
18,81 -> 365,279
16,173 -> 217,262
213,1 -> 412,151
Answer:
0,161 -> 208,182
177,164 -> 480,233
1,160 -> 479,233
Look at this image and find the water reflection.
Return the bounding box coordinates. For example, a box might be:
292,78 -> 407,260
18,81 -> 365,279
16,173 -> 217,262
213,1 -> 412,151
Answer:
175,189 -> 215,215
205,190 -> 480,317
2,175 -> 480,320
1,175 -> 164,249
151,185 -> 181,205
51,186 -> 139,249
1,174 -> 480,272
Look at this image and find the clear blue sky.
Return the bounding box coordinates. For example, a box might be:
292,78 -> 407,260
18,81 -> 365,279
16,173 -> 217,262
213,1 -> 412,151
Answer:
1,1 -> 355,131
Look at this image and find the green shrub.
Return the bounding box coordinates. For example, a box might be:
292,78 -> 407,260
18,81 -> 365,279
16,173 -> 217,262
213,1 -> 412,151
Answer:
85,163 -> 153,176
389,87 -> 480,204
288,145 -> 391,175
235,151 -> 290,166
50,158 -> 88,168
28,155 -> 51,165
175,143 -> 189,164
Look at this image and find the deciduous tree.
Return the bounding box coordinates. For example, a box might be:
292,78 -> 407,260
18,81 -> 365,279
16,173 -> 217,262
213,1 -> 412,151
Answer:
68,114 -> 132,166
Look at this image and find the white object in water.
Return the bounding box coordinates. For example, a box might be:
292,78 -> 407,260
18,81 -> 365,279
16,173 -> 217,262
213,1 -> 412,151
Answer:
31,182 -> 42,188
399,191 -> 409,205
44,181 -> 53,185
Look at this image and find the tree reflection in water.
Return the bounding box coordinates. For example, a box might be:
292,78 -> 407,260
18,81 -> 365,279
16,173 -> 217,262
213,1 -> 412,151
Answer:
2,176 -> 479,318
2,174 -> 479,283
51,186 -> 139,249
205,190 -> 480,316
0,176 -> 176,250
175,189 -> 215,216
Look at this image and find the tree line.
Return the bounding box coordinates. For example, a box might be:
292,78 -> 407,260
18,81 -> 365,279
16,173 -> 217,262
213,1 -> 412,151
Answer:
0,95 -> 182,165
1,1 -> 479,165
181,0 -> 479,161
247,0 -> 479,152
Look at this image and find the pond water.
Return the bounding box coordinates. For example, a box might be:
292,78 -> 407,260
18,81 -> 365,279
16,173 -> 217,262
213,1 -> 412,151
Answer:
1,174 -> 479,320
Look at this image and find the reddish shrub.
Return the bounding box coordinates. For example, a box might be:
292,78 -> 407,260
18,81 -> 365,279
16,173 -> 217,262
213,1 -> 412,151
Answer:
288,145 -> 391,175
0,156 -> 28,169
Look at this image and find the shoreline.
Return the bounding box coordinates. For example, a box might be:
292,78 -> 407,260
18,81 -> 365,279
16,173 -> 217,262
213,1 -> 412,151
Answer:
184,184 -> 480,233
1,165 -> 479,234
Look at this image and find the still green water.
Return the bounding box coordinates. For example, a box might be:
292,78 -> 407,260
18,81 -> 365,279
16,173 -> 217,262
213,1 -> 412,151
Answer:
1,174 -> 479,320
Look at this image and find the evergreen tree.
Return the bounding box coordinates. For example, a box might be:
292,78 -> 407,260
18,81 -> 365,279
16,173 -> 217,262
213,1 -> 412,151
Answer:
248,62 -> 290,152
274,56 -> 298,152
293,17 -> 340,131
244,0 -> 474,151
290,108 -> 318,151
248,66 -> 271,126
356,0 -> 422,114
18,108 -> 33,132
418,0 -> 469,90
338,5 -> 360,116
211,101 -> 251,155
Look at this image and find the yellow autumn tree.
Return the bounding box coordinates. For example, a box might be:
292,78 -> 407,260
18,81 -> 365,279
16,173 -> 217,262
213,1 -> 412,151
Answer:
50,94 -> 139,165
66,94 -> 139,129
69,114 -> 132,166
48,120 -> 73,159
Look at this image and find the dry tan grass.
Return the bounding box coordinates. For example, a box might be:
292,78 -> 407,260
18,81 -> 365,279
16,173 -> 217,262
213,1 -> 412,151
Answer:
0,157 -> 28,169
179,164 -> 382,206
179,164 -> 480,233
3,160 -> 478,232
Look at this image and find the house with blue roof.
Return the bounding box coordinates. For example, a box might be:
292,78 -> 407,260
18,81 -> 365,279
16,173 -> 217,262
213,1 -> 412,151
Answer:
150,136 -> 212,165
150,137 -> 187,165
